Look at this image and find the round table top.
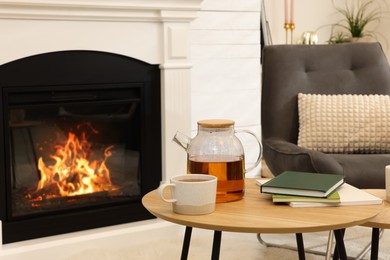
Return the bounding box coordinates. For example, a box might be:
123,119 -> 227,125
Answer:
362,190 -> 390,229
142,178 -> 385,234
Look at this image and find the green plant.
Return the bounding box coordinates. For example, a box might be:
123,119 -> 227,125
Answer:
328,31 -> 349,44
331,0 -> 386,38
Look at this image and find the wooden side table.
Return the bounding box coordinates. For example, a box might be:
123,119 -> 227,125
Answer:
142,179 -> 384,260
361,190 -> 390,260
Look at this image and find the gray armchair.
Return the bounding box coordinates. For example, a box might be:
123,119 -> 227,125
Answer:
261,42 -> 390,189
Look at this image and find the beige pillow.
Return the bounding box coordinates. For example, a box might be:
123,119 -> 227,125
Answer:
297,93 -> 390,153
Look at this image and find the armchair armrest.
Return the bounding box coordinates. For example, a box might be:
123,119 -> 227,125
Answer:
263,137 -> 343,176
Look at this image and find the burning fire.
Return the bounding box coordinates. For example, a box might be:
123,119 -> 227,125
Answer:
35,131 -> 116,198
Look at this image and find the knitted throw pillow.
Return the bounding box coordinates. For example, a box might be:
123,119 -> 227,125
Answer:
297,93 -> 390,153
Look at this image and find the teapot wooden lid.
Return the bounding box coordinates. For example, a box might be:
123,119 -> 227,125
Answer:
197,119 -> 235,128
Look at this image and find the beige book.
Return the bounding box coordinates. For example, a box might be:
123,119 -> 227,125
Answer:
289,183 -> 382,208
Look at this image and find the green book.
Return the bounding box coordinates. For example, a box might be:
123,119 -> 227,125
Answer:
272,191 -> 341,204
260,171 -> 345,198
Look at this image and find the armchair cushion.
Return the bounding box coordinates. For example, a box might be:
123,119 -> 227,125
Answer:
297,93 -> 390,153
264,137 -> 390,188
263,137 -> 343,175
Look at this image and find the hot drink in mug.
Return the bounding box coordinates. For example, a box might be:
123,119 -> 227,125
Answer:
158,174 -> 217,215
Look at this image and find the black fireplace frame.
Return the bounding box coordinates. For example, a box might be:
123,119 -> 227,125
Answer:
0,50 -> 161,243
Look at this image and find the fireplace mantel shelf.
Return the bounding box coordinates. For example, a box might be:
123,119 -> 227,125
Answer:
0,0 -> 203,21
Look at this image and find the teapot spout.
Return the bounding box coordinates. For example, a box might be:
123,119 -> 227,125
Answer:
172,131 -> 191,151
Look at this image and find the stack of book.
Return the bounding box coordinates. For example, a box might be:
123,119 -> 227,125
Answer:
257,171 -> 382,208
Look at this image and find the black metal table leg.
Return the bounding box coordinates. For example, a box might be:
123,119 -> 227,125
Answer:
333,229 -> 347,260
211,231 -> 222,260
295,233 -> 306,260
181,226 -> 193,260
370,228 -> 380,260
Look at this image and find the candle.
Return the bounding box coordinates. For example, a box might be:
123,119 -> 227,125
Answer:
290,0 -> 294,24
386,165 -> 390,202
284,0 -> 289,24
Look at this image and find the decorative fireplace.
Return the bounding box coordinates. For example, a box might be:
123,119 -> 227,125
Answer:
0,1 -> 199,253
0,50 -> 161,243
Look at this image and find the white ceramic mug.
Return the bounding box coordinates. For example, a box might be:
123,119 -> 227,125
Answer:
158,174 -> 217,215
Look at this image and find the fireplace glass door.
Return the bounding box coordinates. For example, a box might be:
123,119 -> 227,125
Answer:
6,85 -> 142,220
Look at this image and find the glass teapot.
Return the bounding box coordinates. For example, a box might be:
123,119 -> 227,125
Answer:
173,119 -> 262,203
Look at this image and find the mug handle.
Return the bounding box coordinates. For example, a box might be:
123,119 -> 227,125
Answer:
235,129 -> 263,173
158,183 -> 177,203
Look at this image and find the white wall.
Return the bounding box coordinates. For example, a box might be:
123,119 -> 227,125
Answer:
189,0 -> 390,179
263,0 -> 390,60
190,0 -> 262,177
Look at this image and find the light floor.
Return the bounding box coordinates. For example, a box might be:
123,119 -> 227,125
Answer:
1,219 -> 389,260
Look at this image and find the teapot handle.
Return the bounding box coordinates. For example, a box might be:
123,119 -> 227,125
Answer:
235,129 -> 263,173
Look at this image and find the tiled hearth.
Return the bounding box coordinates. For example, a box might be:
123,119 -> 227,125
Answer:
0,0 -> 203,257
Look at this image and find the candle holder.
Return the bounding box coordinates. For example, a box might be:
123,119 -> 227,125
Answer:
289,23 -> 295,44
283,23 -> 295,44
284,23 -> 290,44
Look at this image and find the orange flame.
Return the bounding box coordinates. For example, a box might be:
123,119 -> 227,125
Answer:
36,132 -> 115,198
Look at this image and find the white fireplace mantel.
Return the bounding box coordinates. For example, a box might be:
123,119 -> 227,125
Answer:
0,0 -> 202,182
0,0 -> 201,22
0,0 -> 203,255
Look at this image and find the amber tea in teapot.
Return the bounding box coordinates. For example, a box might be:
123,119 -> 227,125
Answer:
188,155 -> 244,202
